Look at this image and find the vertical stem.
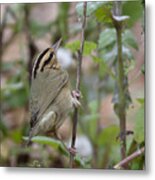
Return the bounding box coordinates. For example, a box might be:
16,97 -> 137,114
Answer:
117,25 -> 126,160
113,1 -> 126,161
69,2 -> 87,168
23,5 -> 37,84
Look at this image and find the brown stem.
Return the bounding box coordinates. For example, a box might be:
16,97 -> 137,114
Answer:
23,5 -> 37,83
69,2 -> 87,168
114,147 -> 145,169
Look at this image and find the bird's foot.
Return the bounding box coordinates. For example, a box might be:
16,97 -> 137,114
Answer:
71,90 -> 81,107
54,135 -> 77,156
68,147 -> 77,156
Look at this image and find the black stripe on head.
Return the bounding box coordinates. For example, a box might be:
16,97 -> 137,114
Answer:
40,52 -> 54,72
33,48 -> 50,79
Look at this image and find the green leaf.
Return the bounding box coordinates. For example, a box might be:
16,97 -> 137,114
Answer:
65,40 -> 80,53
65,41 -> 96,56
82,115 -> 98,143
122,45 -> 134,60
101,45 -> 117,62
83,41 -> 97,55
95,5 -> 112,23
98,28 -> 116,49
126,136 -> 134,154
81,101 -> 99,142
97,125 -> 120,146
100,45 -> 134,64
111,144 -> 121,164
127,139 -> 138,156
122,1 -> 143,27
23,136 -> 69,156
98,29 -> 136,62
74,154 -> 90,168
123,30 -> 138,50
134,105 -> 144,143
92,56 -> 115,79
124,59 -> 136,75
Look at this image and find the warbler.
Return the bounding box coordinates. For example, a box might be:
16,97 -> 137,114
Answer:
27,39 -> 80,146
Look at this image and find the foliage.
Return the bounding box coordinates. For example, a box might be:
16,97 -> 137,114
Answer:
122,1 -> 143,27
23,136 -> 69,156
134,98 -> 144,143
1,61 -> 29,109
65,40 -> 97,56
98,28 -> 138,62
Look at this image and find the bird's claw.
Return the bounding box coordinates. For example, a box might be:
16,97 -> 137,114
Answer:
71,90 -> 81,107
72,90 -> 81,99
68,147 -> 77,156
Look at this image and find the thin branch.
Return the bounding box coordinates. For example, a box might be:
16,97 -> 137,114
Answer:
76,4 -> 87,91
114,147 -> 145,169
69,2 -> 87,168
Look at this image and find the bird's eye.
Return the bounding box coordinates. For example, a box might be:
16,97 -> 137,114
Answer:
49,52 -> 54,60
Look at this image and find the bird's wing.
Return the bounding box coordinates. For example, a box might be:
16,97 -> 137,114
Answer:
29,69 -> 69,128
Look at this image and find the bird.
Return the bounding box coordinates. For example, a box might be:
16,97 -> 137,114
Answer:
27,39 -> 80,146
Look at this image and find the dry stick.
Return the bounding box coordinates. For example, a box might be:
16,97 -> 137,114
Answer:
69,2 -> 87,168
113,1 -> 127,161
114,147 -> 145,169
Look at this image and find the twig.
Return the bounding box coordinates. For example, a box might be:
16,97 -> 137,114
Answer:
69,2 -> 87,168
114,147 -> 145,169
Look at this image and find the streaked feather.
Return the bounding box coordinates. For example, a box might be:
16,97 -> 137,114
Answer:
29,69 -> 69,129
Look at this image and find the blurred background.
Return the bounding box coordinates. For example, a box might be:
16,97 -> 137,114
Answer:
1,1 -> 144,169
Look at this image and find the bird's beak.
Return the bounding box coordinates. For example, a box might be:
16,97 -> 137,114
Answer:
52,38 -> 62,51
